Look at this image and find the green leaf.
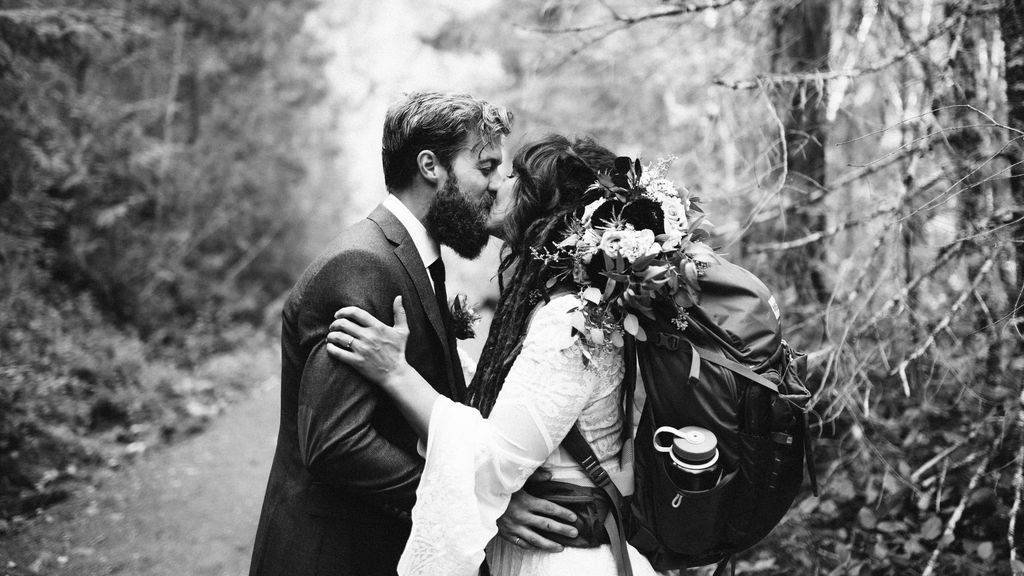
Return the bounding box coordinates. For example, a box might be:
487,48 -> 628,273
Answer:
683,261 -> 699,284
571,311 -> 588,333
623,313 -> 639,335
857,507 -> 877,530
635,325 -> 647,341
642,265 -> 667,281
674,290 -> 693,309
920,515 -> 942,540
583,286 -> 602,304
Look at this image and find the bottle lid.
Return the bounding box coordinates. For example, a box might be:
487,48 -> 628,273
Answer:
671,426 -> 718,464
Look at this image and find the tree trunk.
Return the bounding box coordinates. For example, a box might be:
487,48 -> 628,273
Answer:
1001,2 -> 1024,568
940,5 -> 1002,384
770,0 -> 832,305
1002,0 -> 1024,350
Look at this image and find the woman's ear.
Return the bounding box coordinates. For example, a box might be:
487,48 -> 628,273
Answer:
417,150 -> 443,184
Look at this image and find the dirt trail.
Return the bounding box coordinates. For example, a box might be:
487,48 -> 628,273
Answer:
0,380 -> 279,576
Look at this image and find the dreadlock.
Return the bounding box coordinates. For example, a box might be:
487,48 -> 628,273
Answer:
468,135 -> 617,416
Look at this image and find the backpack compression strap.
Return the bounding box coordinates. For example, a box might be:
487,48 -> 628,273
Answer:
560,336 -> 638,576
690,345 -> 779,394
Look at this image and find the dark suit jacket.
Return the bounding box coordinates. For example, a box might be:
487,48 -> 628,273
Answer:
249,204 -> 465,576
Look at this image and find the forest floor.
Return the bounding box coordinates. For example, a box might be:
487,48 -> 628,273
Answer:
0,378 -> 279,576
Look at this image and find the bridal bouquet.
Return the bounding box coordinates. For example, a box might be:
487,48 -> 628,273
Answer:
536,156 -> 716,350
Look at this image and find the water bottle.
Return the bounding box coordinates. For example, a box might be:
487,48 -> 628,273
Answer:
654,426 -> 722,492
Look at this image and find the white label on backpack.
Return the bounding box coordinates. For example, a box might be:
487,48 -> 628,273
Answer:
768,295 -> 781,320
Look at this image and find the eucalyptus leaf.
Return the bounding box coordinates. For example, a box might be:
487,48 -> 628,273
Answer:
623,313 -> 639,335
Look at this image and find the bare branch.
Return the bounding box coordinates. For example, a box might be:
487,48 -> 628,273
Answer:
922,453 -> 991,576
523,0 -> 738,34
746,173 -> 943,253
714,4 -> 968,90
892,257 -> 995,394
1011,393 -> 1024,573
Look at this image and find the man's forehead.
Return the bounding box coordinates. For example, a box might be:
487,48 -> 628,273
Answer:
462,132 -> 503,162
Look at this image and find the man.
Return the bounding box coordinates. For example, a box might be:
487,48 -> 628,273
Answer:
249,92 -> 575,576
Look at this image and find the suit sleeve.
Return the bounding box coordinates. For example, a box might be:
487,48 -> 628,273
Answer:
295,249 -> 423,507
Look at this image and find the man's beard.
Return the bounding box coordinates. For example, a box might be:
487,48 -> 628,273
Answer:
424,174 -> 492,260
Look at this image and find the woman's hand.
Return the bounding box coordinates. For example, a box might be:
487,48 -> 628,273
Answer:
326,296 -> 411,387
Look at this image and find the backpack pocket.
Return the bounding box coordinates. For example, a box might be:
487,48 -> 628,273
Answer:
724,431 -> 804,549
649,452 -> 739,556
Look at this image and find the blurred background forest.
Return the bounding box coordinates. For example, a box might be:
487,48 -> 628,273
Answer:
2,0 -> 1024,574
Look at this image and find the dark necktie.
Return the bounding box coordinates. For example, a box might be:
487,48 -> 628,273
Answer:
428,258 -> 467,398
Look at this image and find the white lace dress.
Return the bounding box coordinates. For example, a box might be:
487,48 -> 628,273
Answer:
397,294 -> 661,576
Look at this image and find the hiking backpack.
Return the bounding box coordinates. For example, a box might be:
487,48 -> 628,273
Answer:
563,255 -> 817,575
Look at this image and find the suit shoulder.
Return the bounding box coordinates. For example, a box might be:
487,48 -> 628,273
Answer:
286,219 -> 397,312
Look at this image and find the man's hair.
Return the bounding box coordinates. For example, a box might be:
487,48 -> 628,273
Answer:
381,92 -> 513,191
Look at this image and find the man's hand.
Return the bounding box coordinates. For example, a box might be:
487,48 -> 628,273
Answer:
496,471 -> 579,552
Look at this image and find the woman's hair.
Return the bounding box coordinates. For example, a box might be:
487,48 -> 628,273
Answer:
381,91 -> 513,192
468,134 -> 617,416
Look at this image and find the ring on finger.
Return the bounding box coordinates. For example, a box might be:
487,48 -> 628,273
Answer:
344,334 -> 354,350
513,536 -> 522,547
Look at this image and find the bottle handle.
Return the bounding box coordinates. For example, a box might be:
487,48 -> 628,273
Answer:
653,426 -> 679,453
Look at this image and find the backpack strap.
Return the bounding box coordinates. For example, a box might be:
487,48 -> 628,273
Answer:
562,425 -> 633,576
559,336 -> 639,576
691,345 -> 779,394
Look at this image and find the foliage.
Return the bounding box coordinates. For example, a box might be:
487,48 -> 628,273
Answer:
536,156 -> 715,348
437,0 -> 1022,573
0,0 -> 322,510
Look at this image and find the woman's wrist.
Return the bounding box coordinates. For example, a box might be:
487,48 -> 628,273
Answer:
380,359 -> 415,392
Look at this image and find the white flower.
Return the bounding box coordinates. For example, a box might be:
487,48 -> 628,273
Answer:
598,228 -> 656,261
659,194 -> 689,235
645,177 -> 679,199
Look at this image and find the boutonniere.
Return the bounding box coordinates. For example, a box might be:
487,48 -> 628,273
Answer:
450,293 -> 481,340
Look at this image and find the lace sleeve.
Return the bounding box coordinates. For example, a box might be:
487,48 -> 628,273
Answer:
397,295 -> 620,576
488,294 -> 622,463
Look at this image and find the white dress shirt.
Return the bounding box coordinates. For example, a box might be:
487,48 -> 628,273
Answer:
383,194 -> 440,290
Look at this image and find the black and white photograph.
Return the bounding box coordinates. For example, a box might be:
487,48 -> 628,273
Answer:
1,1 -> 1023,575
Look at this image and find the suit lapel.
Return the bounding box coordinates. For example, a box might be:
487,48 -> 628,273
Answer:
367,205 -> 456,390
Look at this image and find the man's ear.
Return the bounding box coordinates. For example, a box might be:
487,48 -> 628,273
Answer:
416,150 -> 444,185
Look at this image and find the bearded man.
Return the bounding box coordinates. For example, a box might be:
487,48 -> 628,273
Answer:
248,92 -> 576,576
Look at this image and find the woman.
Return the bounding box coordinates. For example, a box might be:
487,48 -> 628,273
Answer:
326,135 -> 662,576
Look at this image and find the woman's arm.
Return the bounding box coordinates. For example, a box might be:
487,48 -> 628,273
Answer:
325,296 -> 438,439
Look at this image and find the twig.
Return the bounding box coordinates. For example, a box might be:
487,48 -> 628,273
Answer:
744,139 -> 933,228
891,257 -> 995,395
715,3 -> 969,91
921,452 -> 991,576
524,0 -> 738,34
1010,389 -> 1024,574
910,433 -> 973,484
221,223 -> 284,286
160,16 -> 186,176
746,169 -> 947,253
859,239 -> 970,332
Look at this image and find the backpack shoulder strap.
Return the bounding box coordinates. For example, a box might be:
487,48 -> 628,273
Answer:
560,337 -> 638,576
562,425 -> 633,576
